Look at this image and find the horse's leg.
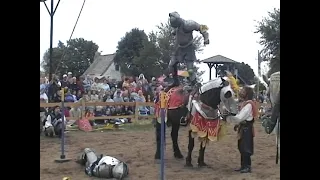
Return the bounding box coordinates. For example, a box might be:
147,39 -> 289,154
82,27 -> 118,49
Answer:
154,121 -> 161,160
198,141 -> 208,167
185,130 -> 194,167
171,110 -> 183,159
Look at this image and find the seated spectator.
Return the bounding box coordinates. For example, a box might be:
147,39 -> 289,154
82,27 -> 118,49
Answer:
65,89 -> 75,102
122,77 -> 130,90
61,74 -> 69,88
68,77 -> 79,92
101,79 -> 110,91
113,89 -> 124,102
90,90 -> 99,102
84,109 -> 95,126
67,72 -> 73,84
76,90 -> 82,101
72,90 -> 78,102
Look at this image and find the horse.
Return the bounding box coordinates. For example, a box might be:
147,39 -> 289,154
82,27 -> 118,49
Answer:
154,85 -> 191,160
185,77 -> 239,167
262,71 -> 280,163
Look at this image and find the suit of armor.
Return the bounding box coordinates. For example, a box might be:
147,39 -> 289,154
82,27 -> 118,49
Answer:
167,12 -> 209,87
78,148 -> 129,179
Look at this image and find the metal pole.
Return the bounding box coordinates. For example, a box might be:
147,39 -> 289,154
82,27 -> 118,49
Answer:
48,0 -> 54,82
159,91 -> 166,180
60,88 -> 66,159
54,88 -> 70,163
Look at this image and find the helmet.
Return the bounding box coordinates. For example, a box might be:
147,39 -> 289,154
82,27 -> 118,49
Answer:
169,11 -> 182,28
112,162 -> 129,179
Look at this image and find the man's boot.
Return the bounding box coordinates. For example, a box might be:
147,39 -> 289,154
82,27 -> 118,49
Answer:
240,154 -> 251,173
234,154 -> 245,171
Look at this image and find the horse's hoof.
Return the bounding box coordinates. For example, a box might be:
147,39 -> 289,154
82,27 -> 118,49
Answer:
174,153 -> 184,159
198,162 -> 208,168
184,163 -> 193,168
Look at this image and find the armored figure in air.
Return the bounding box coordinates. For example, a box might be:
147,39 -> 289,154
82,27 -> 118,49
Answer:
166,12 -> 209,88
77,148 -> 129,179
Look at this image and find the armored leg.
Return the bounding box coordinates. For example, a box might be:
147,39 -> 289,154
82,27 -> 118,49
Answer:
186,61 -> 196,85
171,119 -> 183,159
82,148 -> 100,176
185,130 -> 194,167
198,142 -> 207,167
166,57 -> 180,88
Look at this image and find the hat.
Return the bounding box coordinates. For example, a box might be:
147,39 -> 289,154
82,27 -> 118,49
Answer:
68,72 -> 72,75
63,74 -> 67,77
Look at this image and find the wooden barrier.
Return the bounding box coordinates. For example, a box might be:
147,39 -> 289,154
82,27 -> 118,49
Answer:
40,100 -> 156,121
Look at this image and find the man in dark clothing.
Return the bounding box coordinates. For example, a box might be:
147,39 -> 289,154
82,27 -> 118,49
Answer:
43,106 -> 66,138
60,74 -> 69,88
47,77 -> 61,103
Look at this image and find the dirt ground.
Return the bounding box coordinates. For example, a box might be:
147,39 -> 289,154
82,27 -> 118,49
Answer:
40,122 -> 280,180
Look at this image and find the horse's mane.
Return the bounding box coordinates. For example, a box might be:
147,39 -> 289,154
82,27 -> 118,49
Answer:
200,87 -> 222,109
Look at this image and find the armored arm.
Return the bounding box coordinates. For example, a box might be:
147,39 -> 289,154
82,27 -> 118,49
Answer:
184,20 -> 209,45
171,28 -> 177,36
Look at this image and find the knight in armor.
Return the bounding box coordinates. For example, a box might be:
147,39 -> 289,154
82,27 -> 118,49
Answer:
224,86 -> 258,173
166,12 -> 209,88
43,106 -> 66,138
77,148 -> 129,179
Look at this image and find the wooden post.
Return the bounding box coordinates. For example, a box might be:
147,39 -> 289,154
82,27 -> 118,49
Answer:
81,98 -> 86,119
134,101 -> 139,122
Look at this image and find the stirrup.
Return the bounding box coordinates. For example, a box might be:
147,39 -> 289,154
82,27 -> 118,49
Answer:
180,117 -> 187,126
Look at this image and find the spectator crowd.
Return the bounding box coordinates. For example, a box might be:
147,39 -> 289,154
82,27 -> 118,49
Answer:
40,72 -> 161,126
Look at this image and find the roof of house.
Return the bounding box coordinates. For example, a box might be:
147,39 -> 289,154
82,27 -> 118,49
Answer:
83,53 -> 116,76
201,55 -> 238,64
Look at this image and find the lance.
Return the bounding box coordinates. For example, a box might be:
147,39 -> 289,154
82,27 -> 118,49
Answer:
275,118 -> 280,164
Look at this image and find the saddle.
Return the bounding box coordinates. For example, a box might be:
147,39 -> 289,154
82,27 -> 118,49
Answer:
191,100 -> 219,120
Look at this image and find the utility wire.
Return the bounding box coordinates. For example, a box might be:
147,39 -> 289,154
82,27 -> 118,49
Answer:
54,0 -> 87,74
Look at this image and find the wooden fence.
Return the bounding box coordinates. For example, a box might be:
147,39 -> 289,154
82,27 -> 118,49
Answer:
40,99 -> 156,121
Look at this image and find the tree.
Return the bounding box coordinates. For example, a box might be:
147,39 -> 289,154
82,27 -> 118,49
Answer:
255,8 -> 280,76
41,38 -> 99,77
218,62 -> 255,85
114,28 -> 148,76
131,36 -> 162,79
152,21 -> 204,81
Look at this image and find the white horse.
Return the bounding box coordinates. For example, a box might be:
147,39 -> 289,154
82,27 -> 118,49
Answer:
265,71 -> 280,163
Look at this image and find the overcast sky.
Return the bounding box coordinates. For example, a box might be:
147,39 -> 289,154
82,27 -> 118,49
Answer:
40,0 -> 279,82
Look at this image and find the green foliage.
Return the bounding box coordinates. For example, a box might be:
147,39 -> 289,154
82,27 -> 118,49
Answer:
41,38 -> 99,77
255,8 -> 280,76
114,22 -> 205,80
152,21 -> 204,81
218,62 -> 255,85
114,28 -> 148,76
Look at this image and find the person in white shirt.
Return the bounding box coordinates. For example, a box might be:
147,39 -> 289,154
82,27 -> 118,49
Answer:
101,79 -> 110,91
225,86 -> 258,173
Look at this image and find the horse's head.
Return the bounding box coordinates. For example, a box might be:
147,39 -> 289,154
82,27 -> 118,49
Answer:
268,71 -> 280,106
198,77 -> 238,114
